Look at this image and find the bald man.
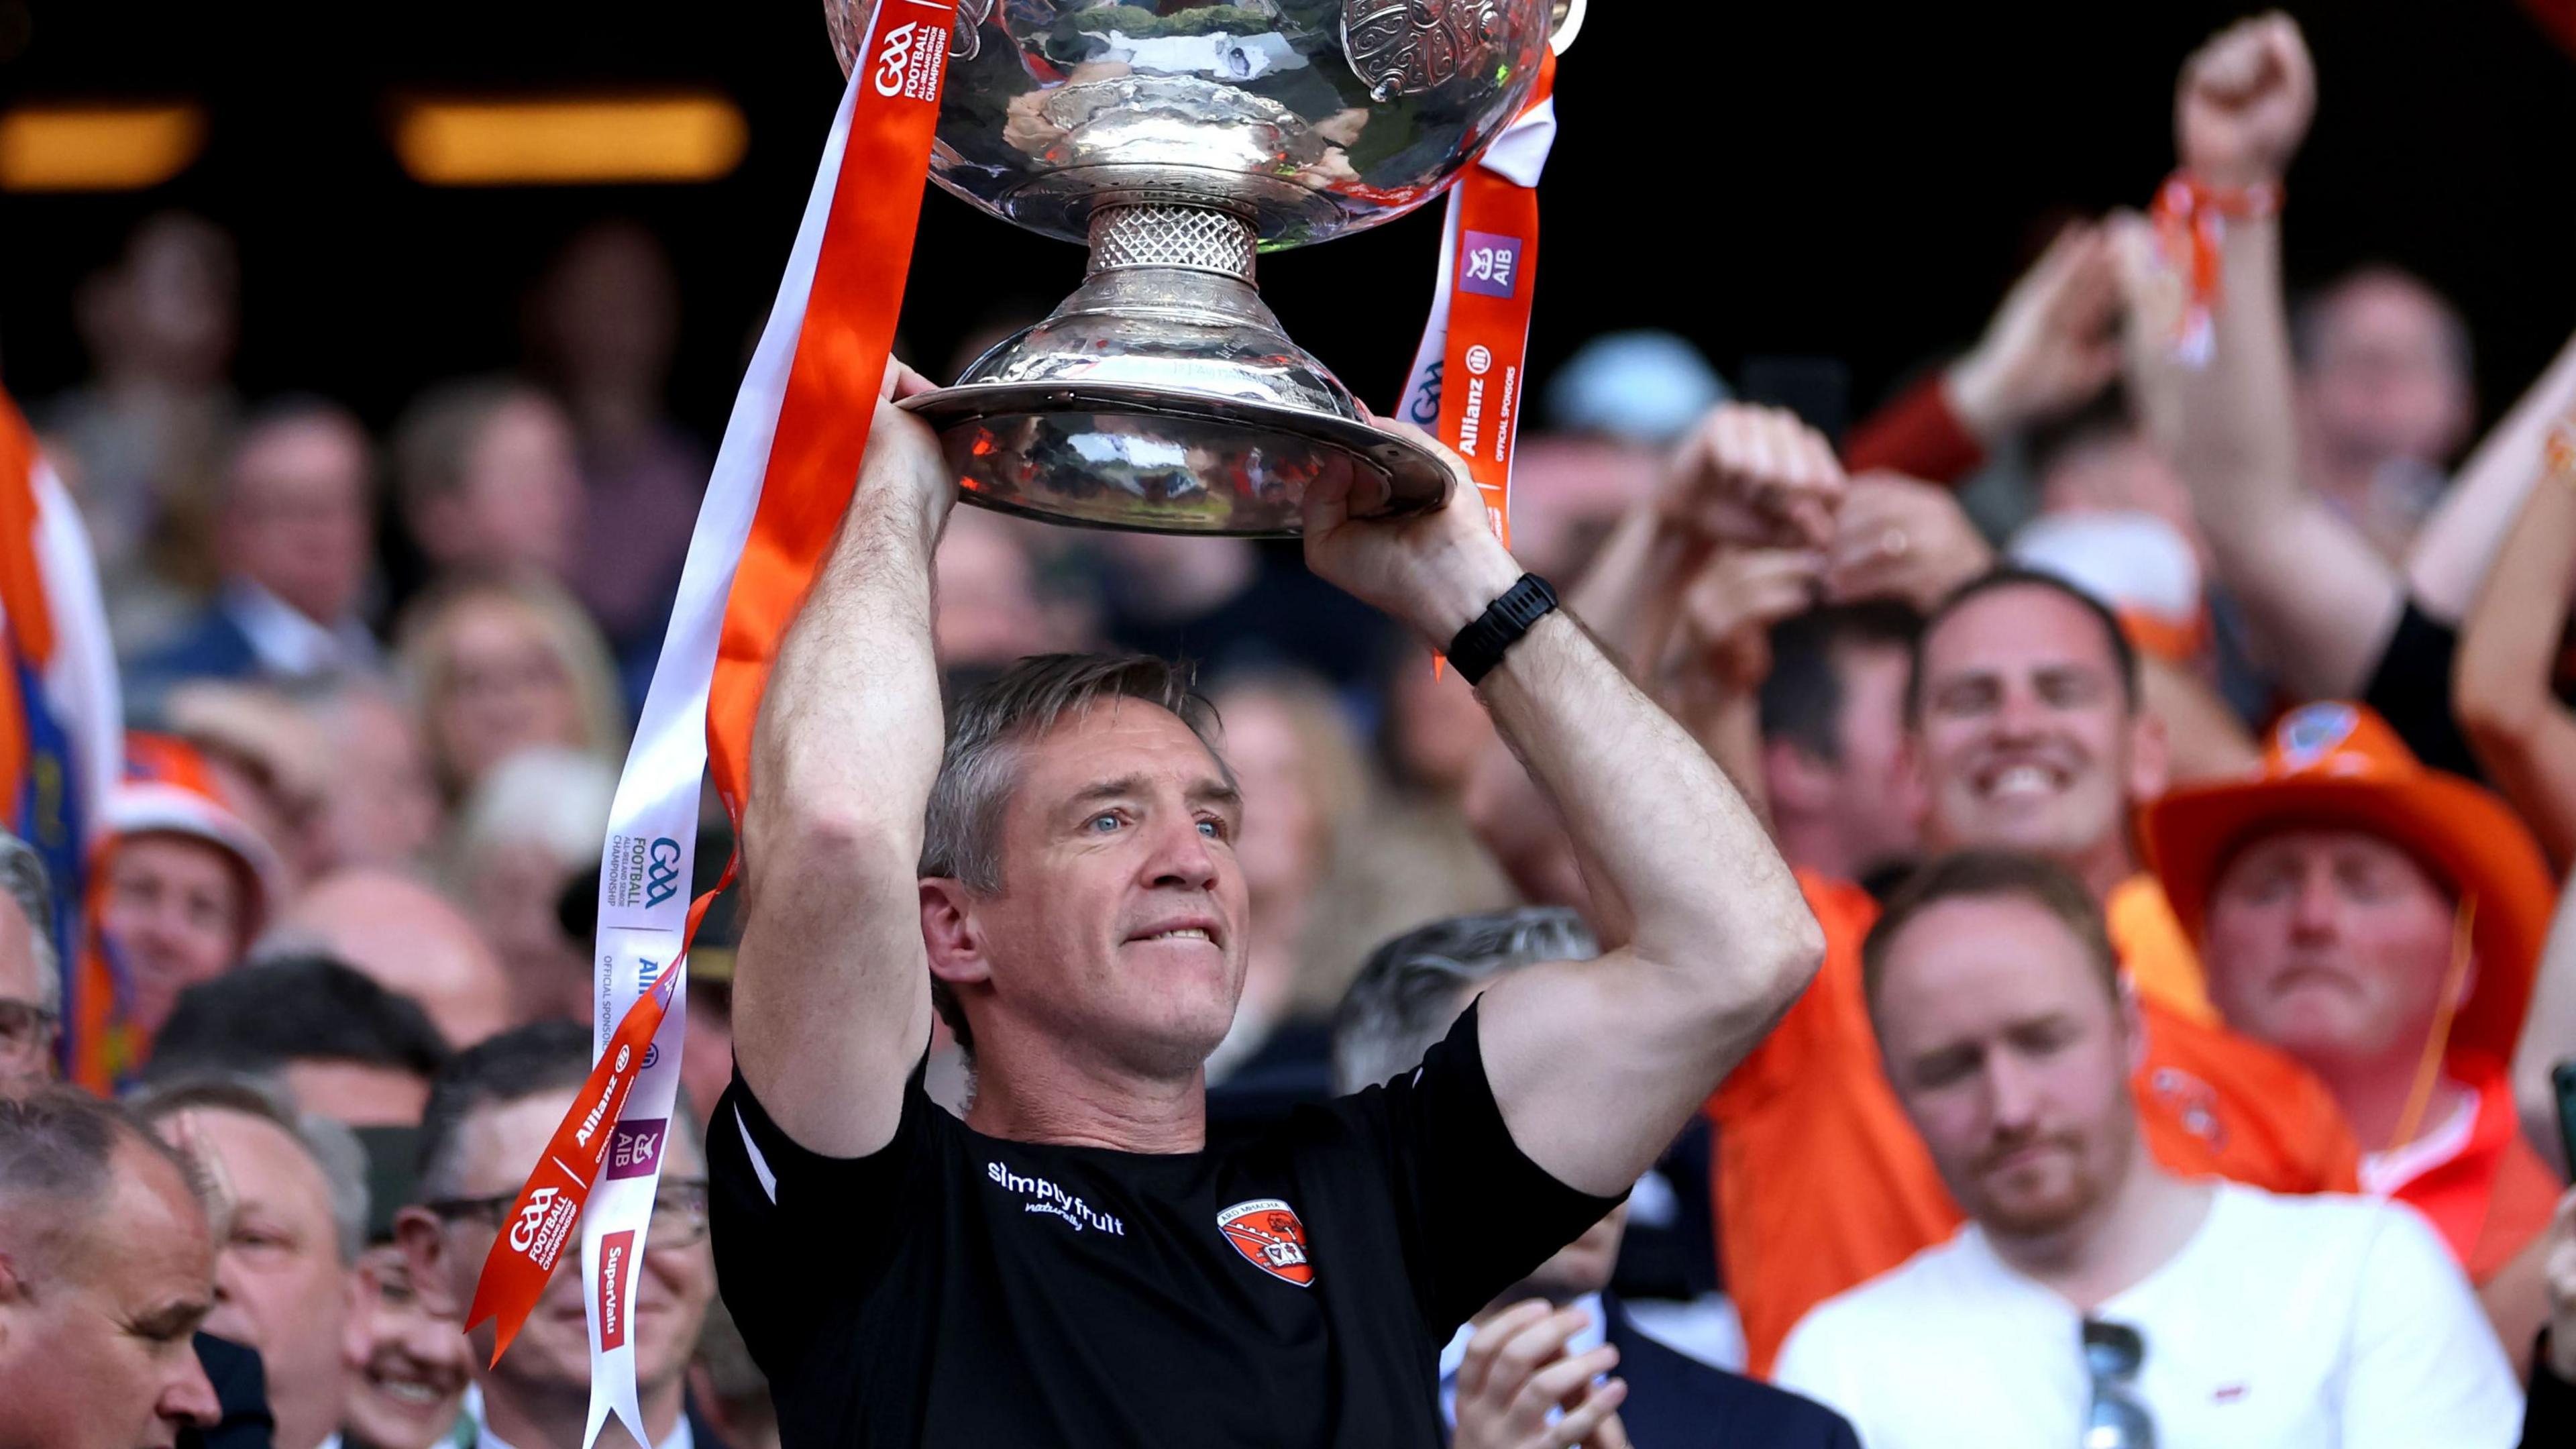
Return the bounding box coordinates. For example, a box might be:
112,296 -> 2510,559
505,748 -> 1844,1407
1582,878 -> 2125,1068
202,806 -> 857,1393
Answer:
269,871 -> 511,1048
0,1088 -> 223,1449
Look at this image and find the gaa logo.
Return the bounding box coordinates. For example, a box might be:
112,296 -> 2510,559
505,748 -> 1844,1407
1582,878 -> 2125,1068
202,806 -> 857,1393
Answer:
644,838 -> 684,908
1464,345 -> 1493,377
875,20 -> 921,97
510,1185 -> 560,1254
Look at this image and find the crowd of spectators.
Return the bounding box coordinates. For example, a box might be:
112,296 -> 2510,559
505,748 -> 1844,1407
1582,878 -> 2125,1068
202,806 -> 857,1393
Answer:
5,13 -> 2576,1449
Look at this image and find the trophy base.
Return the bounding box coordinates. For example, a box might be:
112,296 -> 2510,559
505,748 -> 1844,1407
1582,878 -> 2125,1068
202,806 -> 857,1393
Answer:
898,203 -> 1454,537
904,382 -> 1451,537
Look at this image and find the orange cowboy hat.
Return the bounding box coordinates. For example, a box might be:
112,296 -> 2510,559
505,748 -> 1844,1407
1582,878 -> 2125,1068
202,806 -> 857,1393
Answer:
2140,702 -> 2557,1065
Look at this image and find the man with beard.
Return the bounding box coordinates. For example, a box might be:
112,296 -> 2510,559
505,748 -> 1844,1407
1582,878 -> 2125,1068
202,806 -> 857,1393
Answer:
1775,852 -> 2516,1448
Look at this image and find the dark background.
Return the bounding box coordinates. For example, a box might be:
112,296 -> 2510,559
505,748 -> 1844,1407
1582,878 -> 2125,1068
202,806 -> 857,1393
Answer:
3,0 -> 2573,439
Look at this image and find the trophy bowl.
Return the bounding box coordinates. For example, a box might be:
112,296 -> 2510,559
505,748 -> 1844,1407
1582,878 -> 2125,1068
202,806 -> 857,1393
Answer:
827,0 -> 1567,535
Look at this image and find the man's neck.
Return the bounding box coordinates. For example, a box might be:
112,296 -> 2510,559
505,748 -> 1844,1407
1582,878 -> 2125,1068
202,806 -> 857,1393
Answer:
2062,833 -> 2137,905
963,1031 -> 1210,1153
1983,1146 -> 2214,1313
481,1373 -> 683,1449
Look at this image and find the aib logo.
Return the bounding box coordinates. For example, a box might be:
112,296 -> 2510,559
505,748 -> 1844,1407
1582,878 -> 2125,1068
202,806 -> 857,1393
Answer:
644,838 -> 683,908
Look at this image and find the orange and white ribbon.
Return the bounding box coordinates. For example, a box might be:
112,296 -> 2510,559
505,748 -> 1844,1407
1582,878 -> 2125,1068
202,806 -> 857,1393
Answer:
463,3 -> 955,1443
2149,171 -> 2282,368
1397,56 -> 1558,547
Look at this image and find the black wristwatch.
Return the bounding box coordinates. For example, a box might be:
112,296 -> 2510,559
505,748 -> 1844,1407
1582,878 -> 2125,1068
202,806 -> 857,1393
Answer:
1446,574 -> 1559,686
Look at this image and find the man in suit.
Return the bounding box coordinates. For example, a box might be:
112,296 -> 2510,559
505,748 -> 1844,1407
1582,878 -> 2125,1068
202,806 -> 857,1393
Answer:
1334,910 -> 1859,1448
127,398 -> 380,720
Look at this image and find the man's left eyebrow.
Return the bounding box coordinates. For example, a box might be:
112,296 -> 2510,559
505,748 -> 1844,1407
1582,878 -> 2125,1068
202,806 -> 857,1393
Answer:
1191,780 -> 1242,809
131,1299 -> 213,1338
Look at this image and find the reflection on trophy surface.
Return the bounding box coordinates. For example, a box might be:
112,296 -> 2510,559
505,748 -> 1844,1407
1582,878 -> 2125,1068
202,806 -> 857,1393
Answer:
826,0 -> 1573,535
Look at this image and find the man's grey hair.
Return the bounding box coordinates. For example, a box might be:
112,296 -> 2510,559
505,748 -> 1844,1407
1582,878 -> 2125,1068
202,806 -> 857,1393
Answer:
0,830 -> 60,1016
918,653 -> 1230,1055
1330,908 -> 1600,1095
0,1087 -> 206,1283
130,1074 -> 371,1265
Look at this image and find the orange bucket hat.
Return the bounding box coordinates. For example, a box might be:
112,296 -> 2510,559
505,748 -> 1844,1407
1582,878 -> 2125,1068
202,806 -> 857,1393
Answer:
2140,702 -> 2556,1065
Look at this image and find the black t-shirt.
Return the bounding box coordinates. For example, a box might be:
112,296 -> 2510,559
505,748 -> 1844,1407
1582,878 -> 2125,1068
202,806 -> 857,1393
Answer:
708,1003 -> 1621,1448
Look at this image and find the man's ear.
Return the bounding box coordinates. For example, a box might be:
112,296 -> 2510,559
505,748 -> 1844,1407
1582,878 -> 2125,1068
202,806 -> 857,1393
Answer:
1762,740 -> 1836,816
392,1209 -> 460,1320
920,879 -> 991,991
2119,979 -> 2149,1077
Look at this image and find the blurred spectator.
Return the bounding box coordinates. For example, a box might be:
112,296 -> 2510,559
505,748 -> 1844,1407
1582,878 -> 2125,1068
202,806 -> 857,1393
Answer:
1543,330 -> 1731,450
343,1238 -> 470,1449
300,681 -> 445,873
0,831 -> 61,1095
1774,851 -> 2517,1447
1201,670 -> 1368,1103
1090,529 -> 1389,688
125,398 -> 380,720
144,955 -> 451,1128
162,680 -> 332,888
1756,603 -> 1924,890
397,1022 -> 722,1449
268,871 -> 512,1051
932,506 -> 1075,672
2294,266 -> 2476,561
2143,702 -> 2562,1356
0,1087 -> 223,1448
689,1302 -> 779,1449
37,212 -> 240,642
392,380 -> 582,588
1333,908 -> 1860,1449
527,222 -> 709,664
139,1077 -> 370,1449
2118,13 -> 2576,775
394,577 -> 625,804
101,735 -> 283,1042
1505,435 -> 1668,583
443,746 -> 616,1027
1842,221 -> 2123,486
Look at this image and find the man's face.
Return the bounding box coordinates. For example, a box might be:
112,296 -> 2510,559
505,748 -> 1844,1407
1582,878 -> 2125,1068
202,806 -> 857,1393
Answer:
0,894 -> 53,1095
1873,895 -> 2138,1240
2301,275 -> 2471,472
105,835 -> 246,1035
222,420 -> 371,626
0,1142 -> 221,1449
422,1091 -> 714,1405
935,702 -> 1249,1079
1911,586 -> 2159,866
158,1110 -> 351,1449
339,1246 -> 469,1449
458,397 -> 582,581
1824,642 -> 1921,875
2202,828 -> 2459,1075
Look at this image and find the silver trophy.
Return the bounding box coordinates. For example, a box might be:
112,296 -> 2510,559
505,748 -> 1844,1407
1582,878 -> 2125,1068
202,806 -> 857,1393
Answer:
827,0 -> 1582,535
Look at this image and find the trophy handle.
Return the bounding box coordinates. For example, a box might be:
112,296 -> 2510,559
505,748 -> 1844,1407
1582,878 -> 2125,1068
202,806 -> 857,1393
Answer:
1550,0 -> 1587,54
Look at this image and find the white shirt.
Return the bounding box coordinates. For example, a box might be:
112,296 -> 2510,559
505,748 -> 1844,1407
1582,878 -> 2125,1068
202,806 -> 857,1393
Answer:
1438,1291 -> 1609,1430
1774,1185 -> 2520,1449
221,579 -> 378,680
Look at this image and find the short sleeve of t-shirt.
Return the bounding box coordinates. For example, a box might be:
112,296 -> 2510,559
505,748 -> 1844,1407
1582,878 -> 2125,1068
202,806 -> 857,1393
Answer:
2361,598 -> 2487,780
707,1055 -> 952,1364
1326,1000 -> 1628,1337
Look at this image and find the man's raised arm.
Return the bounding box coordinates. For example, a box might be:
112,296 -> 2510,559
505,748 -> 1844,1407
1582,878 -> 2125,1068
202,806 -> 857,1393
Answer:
1303,415 -> 1831,1198
731,368 -> 953,1158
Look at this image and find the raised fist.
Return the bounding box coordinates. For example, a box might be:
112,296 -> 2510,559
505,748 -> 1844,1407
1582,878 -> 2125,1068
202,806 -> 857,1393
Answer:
1660,404 -> 1845,553
2176,11 -> 2315,189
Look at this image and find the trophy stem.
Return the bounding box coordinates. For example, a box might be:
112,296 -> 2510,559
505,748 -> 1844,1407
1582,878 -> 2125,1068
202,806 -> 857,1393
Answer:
1085,203 -> 1259,285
